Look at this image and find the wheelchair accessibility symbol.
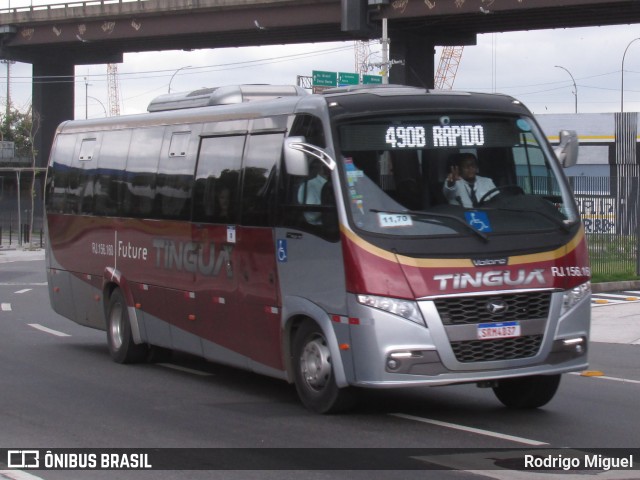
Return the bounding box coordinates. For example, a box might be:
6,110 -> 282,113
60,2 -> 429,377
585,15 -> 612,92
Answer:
277,239 -> 288,262
464,211 -> 493,232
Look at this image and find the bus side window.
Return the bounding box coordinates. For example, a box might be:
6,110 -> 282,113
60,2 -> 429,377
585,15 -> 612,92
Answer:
124,127 -> 163,218
156,130 -> 196,220
71,137 -> 97,215
193,135 -> 245,224
240,132 -> 284,227
94,130 -> 131,216
46,134 -> 77,213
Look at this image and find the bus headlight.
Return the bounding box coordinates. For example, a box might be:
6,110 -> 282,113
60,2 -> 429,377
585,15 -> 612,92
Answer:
357,294 -> 424,326
561,282 -> 591,316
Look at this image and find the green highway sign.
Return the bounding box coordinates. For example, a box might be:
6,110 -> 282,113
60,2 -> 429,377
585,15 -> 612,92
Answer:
312,70 -> 338,87
338,72 -> 359,86
363,74 -> 383,84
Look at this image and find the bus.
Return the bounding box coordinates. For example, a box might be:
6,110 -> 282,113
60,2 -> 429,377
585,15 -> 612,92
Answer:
45,84 -> 590,413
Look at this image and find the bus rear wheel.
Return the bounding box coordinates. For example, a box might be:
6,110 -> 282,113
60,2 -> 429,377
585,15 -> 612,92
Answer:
292,320 -> 355,414
492,374 -> 561,408
106,288 -> 148,364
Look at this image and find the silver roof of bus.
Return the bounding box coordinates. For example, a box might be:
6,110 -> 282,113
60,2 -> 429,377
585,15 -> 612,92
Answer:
147,84 -> 308,112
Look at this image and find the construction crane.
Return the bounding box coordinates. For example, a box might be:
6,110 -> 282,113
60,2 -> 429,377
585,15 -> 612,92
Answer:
106,63 -> 121,116
434,46 -> 464,90
354,40 -> 373,76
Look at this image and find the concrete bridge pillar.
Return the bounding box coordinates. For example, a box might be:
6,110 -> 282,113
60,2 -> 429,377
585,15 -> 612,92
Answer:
32,61 -> 75,167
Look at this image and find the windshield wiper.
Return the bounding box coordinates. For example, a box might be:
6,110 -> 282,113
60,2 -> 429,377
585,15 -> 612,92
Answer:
370,209 -> 489,242
487,207 -> 573,232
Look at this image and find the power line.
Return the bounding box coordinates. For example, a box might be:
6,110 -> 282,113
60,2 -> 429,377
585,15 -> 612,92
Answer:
0,44 -> 356,84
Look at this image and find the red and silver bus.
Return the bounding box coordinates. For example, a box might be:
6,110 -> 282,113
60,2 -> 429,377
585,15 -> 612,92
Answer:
45,84 -> 590,413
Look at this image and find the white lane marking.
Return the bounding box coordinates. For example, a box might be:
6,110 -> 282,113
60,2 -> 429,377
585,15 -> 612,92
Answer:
390,413 -> 548,446
14,288 -> 32,294
157,363 -> 213,377
1,303 -> 11,311
0,471 -> 46,480
28,323 -> 71,337
0,282 -> 47,286
569,371 -> 640,385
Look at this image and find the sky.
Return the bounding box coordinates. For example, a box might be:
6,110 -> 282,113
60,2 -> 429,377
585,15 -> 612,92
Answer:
3,1 -> 640,119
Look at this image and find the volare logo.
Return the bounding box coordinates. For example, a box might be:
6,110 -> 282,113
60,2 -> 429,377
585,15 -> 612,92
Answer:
472,257 -> 508,267
486,300 -> 509,315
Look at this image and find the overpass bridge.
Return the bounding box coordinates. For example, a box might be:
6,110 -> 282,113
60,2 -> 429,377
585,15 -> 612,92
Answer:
2,0 -> 640,166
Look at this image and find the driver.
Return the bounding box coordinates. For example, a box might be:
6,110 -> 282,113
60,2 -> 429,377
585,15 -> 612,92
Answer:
442,153 -> 497,208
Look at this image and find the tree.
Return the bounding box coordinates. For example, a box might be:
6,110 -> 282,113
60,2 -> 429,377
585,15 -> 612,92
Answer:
1,104 -> 35,159
1,102 -> 40,247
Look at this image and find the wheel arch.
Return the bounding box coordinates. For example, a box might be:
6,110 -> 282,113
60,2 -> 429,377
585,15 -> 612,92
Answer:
101,268 -> 144,345
281,296 -> 349,388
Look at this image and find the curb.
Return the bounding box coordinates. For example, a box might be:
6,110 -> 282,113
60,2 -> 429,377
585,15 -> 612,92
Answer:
591,280 -> 640,293
0,248 -> 45,264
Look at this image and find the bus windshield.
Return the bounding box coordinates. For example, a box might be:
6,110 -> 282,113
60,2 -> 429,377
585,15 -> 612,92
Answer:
336,113 -> 579,237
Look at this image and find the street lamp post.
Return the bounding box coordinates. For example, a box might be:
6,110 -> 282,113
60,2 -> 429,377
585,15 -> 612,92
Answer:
621,38 -> 640,113
555,65 -> 577,114
168,66 -> 192,93
84,77 -> 90,119
87,96 -> 107,117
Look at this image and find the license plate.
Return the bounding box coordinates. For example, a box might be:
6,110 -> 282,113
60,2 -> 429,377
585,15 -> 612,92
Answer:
477,321 -> 521,340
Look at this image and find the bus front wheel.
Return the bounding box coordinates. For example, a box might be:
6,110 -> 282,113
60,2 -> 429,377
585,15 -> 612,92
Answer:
106,289 -> 147,364
492,374 -> 561,408
292,320 -> 355,414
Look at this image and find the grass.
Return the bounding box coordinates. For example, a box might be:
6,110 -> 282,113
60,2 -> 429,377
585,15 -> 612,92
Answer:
588,234 -> 640,283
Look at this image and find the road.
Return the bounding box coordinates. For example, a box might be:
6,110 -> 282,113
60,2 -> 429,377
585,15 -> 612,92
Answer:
0,255 -> 639,479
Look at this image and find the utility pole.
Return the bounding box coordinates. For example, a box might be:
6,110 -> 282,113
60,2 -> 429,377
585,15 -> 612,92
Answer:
84,77 -> 89,119
5,61 -> 9,120
1,60 -> 14,122
365,18 -> 402,83
381,18 -> 388,84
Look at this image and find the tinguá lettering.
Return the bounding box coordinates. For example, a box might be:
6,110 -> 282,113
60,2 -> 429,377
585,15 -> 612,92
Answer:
152,239 -> 233,277
433,268 -> 545,290
432,125 -> 485,147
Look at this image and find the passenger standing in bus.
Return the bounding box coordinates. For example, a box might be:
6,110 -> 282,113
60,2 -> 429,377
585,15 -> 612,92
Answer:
298,159 -> 329,225
442,153 -> 496,207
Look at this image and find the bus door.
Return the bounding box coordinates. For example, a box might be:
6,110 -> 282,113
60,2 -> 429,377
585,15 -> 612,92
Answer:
234,130 -> 285,371
191,133 -> 246,360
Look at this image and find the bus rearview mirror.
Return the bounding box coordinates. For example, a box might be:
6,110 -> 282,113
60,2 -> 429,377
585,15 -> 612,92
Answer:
554,130 -> 579,168
284,136 -> 310,176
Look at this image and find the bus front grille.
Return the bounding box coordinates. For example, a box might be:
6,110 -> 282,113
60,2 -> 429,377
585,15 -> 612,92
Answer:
434,291 -> 551,326
450,335 -> 543,363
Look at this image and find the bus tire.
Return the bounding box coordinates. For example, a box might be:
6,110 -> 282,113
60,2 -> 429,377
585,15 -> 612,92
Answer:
106,289 -> 147,364
292,320 -> 355,414
492,374 -> 561,409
